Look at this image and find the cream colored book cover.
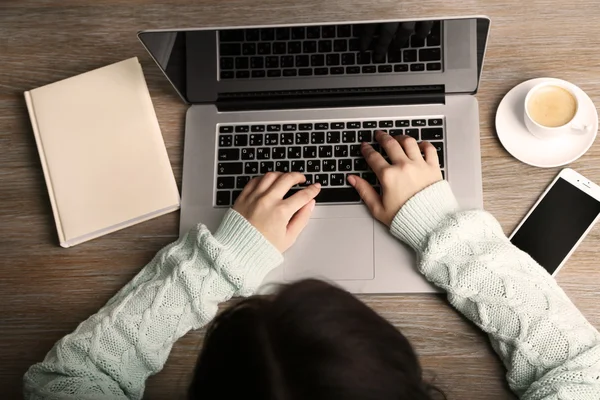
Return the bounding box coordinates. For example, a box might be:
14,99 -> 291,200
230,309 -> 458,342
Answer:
25,57 -> 180,247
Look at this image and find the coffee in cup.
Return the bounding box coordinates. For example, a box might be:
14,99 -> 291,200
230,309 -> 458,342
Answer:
524,80 -> 592,139
527,85 -> 577,128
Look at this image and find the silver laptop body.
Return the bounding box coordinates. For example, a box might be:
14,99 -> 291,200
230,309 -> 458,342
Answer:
139,16 -> 491,294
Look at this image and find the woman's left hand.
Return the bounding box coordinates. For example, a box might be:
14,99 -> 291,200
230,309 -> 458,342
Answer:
233,172 -> 321,253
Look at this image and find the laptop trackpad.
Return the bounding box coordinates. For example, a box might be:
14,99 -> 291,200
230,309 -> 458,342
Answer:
283,218 -> 374,281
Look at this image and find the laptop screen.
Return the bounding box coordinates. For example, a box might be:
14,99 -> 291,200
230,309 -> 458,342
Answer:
139,18 -> 490,104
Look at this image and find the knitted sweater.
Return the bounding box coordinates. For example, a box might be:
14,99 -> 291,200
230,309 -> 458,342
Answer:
24,181 -> 600,399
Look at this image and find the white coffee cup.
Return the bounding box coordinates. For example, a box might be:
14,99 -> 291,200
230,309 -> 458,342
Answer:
524,80 -> 592,140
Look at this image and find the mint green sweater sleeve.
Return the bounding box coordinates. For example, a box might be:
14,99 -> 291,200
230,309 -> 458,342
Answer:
391,181 -> 600,399
23,209 -> 283,400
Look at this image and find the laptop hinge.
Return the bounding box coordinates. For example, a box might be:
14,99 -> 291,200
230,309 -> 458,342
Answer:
215,85 -> 445,112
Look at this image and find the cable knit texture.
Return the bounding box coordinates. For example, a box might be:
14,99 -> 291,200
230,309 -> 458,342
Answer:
24,182 -> 600,399
23,209 -> 283,400
392,181 -> 600,399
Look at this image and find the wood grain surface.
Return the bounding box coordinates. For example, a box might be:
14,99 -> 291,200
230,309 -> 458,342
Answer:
2,1 -> 600,399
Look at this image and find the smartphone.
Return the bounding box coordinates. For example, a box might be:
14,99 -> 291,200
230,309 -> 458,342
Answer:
510,168 -> 600,276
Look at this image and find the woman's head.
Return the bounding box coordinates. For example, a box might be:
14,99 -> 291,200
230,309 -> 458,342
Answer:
190,279 -> 443,400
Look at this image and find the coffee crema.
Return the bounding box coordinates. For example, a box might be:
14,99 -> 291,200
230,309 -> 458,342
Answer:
527,85 -> 577,128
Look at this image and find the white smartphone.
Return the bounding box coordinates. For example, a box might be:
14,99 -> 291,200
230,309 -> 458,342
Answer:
510,168 -> 600,276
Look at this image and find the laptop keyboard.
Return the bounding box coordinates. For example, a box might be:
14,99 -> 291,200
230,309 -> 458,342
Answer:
218,22 -> 443,80
215,118 -> 446,206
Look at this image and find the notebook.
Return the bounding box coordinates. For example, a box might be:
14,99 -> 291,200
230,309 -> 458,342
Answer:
25,57 -> 180,247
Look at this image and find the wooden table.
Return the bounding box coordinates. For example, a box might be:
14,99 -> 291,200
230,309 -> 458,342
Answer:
2,1 -> 600,398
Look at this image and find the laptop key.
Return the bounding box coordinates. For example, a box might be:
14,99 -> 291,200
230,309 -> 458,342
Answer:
314,174 -> 329,186
291,160 -> 306,172
251,125 -> 265,132
390,129 -> 403,136
242,43 -> 256,56
319,40 -> 333,53
281,133 -> 294,145
411,64 -> 425,72
411,35 -> 426,48
428,119 -> 443,126
412,119 -> 427,127
349,38 -> 360,51
220,57 -> 234,70
338,159 -> 353,172
334,145 -> 348,157
347,121 -> 361,129
235,57 -> 249,69
301,174 -> 314,186
218,149 -> 240,161
421,128 -> 444,140
396,120 -> 410,127
330,174 -> 345,186
299,68 -> 313,76
307,160 -> 321,172
237,176 -> 251,189
346,66 -> 360,74
272,147 -> 286,159
220,71 -> 234,79
315,67 -> 329,75
316,122 -> 329,130
241,148 -> 255,160
299,123 -> 313,130
318,145 -> 333,158
322,25 -> 336,38
394,64 -> 409,72
323,160 -> 336,171
341,53 -> 356,65
337,25 -> 352,37
216,191 -> 230,206
311,54 -> 325,67
275,27 -> 290,40
357,130 -> 372,142
265,56 -> 279,68
220,43 -> 241,56
304,41 -> 317,54
291,27 -> 305,40
219,135 -> 233,147
283,69 -> 298,77
350,145 -> 362,157
419,48 -> 441,61
288,146 -> 302,159
288,41 -> 302,54
303,146 -> 317,158
250,57 -> 264,69
267,70 -> 282,77
296,55 -> 309,67
219,126 -> 234,133
244,162 -> 259,174
257,148 -> 270,159
267,124 -> 281,131
265,134 -> 279,145
245,29 -> 260,41
404,50 -> 417,62
342,131 -> 356,143
388,51 -> 402,63
330,67 -> 344,75
217,177 -> 235,189
327,131 -> 341,143
283,124 -> 297,131
281,56 -> 294,67
218,162 -> 243,175
362,172 -> 377,185
378,65 -> 393,73
331,122 -> 345,129
251,70 -> 266,78
326,54 -> 340,66
249,134 -> 263,146
295,132 -> 309,144
379,120 -> 393,128
333,39 -> 347,52
307,26 -> 321,39
363,121 -> 377,128
233,135 -> 248,147
311,131 -> 325,144
427,63 -> 442,71
357,52 -> 372,65
273,42 -> 287,54
316,188 -> 361,202
257,43 -> 271,55
235,71 -> 250,79
362,66 -> 376,73
354,158 -> 368,171
405,129 -> 419,139
220,30 -> 244,42
275,161 -> 290,173
260,161 -> 275,173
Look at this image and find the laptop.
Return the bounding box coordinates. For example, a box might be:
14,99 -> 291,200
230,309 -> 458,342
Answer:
138,16 -> 491,294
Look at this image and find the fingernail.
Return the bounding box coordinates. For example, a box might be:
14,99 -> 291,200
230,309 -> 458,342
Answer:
347,175 -> 356,186
314,183 -> 322,189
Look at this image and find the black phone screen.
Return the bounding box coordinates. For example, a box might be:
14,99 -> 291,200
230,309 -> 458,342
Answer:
511,178 -> 600,275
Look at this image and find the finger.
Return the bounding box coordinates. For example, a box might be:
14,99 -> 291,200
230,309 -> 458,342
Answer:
373,22 -> 399,61
395,135 -> 422,160
361,142 -> 389,174
268,172 -> 306,198
419,141 -> 439,167
286,200 -> 316,241
414,21 -> 434,39
238,176 -> 261,201
391,21 -> 416,50
255,171 -> 283,193
347,175 -> 384,218
376,130 -> 408,164
284,183 -> 321,214
359,23 -> 378,52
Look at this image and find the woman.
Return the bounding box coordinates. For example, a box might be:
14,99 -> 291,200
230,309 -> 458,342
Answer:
24,132 -> 600,399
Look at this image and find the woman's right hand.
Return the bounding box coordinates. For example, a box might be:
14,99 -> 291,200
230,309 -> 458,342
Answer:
347,131 -> 443,227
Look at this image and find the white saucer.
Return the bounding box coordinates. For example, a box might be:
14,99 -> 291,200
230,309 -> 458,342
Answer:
495,78 -> 598,168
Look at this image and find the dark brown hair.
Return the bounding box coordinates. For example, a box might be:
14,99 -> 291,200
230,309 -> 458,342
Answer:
189,279 -> 444,400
